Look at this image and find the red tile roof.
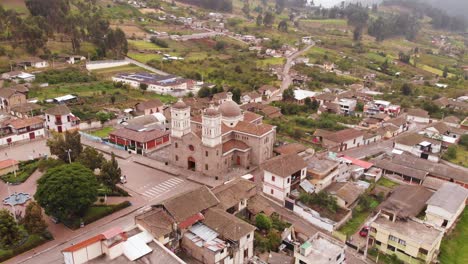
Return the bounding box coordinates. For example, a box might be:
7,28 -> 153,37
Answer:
243,111 -> 262,123
222,139 -> 250,153
110,127 -> 169,143
232,121 -> 275,136
341,155 -> 373,169
62,234 -> 105,252
7,117 -> 43,129
0,159 -> 19,170
179,212 -> 205,229
322,128 -> 364,143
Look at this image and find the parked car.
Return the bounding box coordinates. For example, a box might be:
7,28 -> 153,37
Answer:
359,226 -> 369,237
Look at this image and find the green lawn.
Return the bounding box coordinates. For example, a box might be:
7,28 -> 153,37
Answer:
257,57 -> 286,67
89,127 -> 115,138
128,40 -> 168,51
439,209 -> 468,264
64,201 -> 131,229
128,52 -> 163,63
377,178 -> 400,189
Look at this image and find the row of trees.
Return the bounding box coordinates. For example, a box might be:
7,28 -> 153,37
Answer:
0,0 -> 128,57
368,13 -> 420,41
382,0 -> 467,31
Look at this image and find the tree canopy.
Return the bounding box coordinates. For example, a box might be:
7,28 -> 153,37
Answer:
35,163 -> 98,220
47,130 -> 83,163
23,201 -> 47,235
0,209 -> 21,247
100,153 -> 122,190
77,147 -> 105,171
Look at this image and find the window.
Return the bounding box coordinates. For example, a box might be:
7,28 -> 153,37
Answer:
205,151 -> 208,157
398,239 -> 406,246
376,240 -> 381,246
387,245 -> 396,252
175,155 -> 179,161
189,145 -> 194,151
205,164 -> 208,170
175,142 -> 178,148
419,248 -> 428,255
247,234 -> 251,239
270,189 -> 274,195
272,176 -> 275,182
287,178 -> 290,184
336,254 -> 341,261
353,138 -> 356,144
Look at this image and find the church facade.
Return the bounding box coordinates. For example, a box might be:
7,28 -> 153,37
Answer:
170,92 -> 276,178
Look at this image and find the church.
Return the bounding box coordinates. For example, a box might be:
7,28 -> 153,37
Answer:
170,92 -> 276,178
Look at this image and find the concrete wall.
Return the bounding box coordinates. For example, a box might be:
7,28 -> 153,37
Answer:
426,202 -> 465,230
293,203 -> 336,232
86,60 -> 129,70
262,171 -> 290,202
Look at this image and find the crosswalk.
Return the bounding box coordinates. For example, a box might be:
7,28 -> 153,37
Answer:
141,177 -> 185,200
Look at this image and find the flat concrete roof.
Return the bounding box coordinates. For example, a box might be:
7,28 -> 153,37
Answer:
372,217 -> 443,246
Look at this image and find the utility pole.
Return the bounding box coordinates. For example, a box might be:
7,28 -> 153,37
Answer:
66,149 -> 72,164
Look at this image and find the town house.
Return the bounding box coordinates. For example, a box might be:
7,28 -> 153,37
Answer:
262,153 -> 308,204
0,117 -> 45,146
44,105 -> 80,132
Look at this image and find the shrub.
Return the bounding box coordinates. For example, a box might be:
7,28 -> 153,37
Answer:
255,213 -> 272,231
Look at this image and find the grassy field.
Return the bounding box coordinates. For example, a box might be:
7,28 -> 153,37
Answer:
439,209 -> 468,264
445,146 -> 468,168
128,52 -> 163,63
2,0 -> 29,14
89,127 -> 115,138
91,64 -> 147,77
377,177 -> 400,188
128,40 -> 168,50
301,19 -> 348,26
256,57 -> 286,67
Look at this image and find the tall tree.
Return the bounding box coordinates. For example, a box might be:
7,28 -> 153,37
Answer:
263,12 -> 275,27
282,87 -> 295,101
35,163 -> 98,220
47,130 -> 83,163
23,201 -> 47,235
256,14 -> 263,26
100,153 -> 122,190
442,66 -> 448,78
0,209 -> 21,246
278,19 -> 288,32
77,147 -> 105,171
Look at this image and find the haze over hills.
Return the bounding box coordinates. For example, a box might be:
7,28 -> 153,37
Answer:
313,0 -> 468,19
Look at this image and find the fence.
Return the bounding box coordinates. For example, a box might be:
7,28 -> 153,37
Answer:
79,131 -> 126,151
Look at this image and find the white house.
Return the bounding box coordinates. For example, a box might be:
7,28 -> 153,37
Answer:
425,182 -> 467,230
241,91 -> 262,105
0,117 -> 45,146
302,36 -> 313,44
45,105 -> 80,132
338,98 -> 357,114
393,133 -> 441,162
406,108 -> 431,124
112,72 -> 193,95
262,153 -> 308,203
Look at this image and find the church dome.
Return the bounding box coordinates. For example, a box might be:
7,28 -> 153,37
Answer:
219,92 -> 241,117
172,99 -> 187,109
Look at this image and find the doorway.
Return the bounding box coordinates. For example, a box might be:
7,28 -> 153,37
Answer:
29,132 -> 35,140
188,157 -> 196,170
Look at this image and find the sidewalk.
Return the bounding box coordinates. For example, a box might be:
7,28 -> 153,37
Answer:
132,155 -> 180,176
81,137 -> 132,159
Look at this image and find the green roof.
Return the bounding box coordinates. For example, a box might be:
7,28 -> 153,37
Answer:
301,241 -> 312,250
